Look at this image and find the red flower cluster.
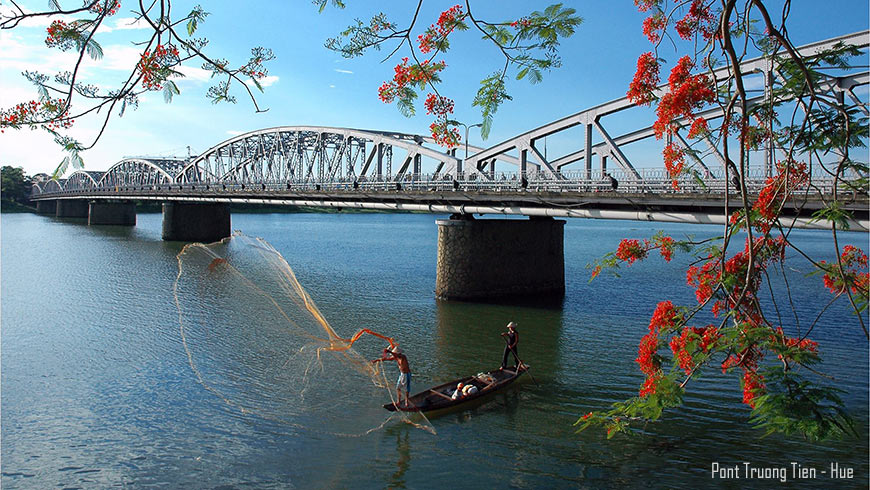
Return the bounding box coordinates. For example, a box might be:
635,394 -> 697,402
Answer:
137,44 -> 179,90
669,325 -> 719,374
89,0 -> 121,16
742,370 -> 764,408
615,239 -> 647,264
662,142 -> 685,188
687,237 -> 786,314
377,58 -> 446,103
424,93 -> 454,116
429,121 -> 460,148
634,0 -> 660,12
425,93 -> 458,147
613,235 -> 676,266
820,245 -> 870,296
45,20 -> 71,49
752,160 -> 809,233
674,0 -> 716,41
653,56 -> 714,139
770,327 -> 818,361
642,14 -> 666,43
721,345 -> 765,408
686,258 -> 718,304
510,17 -> 533,29
687,117 -> 708,138
655,235 -> 675,262
241,56 -> 268,80
636,301 -> 680,397
418,5 -> 464,54
627,52 -> 660,106
0,98 -> 74,133
649,300 -> 679,332
648,56 -> 715,189
637,332 -> 661,397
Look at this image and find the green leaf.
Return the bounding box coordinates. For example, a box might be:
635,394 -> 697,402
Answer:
251,76 -> 264,93
163,80 -> 180,103
187,18 -> 197,36
37,83 -> 50,102
516,67 -> 529,81
48,0 -> 61,12
85,38 -> 103,60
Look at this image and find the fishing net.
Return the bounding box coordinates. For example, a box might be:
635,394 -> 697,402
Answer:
173,232 -> 433,436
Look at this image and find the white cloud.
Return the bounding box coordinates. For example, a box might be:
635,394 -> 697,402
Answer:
329,84 -> 336,89
226,130 -> 245,136
111,16 -> 151,31
333,68 -> 353,74
258,75 -> 279,87
175,64 -> 213,84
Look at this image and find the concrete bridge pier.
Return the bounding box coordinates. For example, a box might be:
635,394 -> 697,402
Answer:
435,215 -> 565,300
35,200 -> 57,215
55,199 -> 89,218
161,202 -> 231,243
89,201 -> 136,226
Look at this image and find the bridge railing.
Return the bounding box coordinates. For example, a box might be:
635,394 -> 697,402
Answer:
31,162 -> 864,199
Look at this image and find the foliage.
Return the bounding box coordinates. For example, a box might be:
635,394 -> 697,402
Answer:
0,1 -> 275,177
321,2 -> 582,146
577,0 -> 868,441
1,166 -> 34,209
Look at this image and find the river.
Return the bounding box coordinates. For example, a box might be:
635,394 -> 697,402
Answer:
2,211 -> 867,488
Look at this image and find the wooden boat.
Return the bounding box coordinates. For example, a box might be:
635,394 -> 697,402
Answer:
383,365 -> 528,413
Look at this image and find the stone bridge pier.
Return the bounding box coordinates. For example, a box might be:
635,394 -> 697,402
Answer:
161,202 -> 231,242
88,201 -> 136,226
55,199 -> 89,218
435,215 -> 565,300
35,199 -> 57,215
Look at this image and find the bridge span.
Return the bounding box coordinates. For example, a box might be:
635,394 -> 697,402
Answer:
28,32 -> 870,300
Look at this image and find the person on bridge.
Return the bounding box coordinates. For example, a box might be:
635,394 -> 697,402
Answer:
372,345 -> 413,408
500,322 -> 520,370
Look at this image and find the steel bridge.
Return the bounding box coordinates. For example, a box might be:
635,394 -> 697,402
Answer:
31,31 -> 869,231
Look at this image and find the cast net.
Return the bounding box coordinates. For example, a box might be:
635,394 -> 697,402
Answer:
173,232 -> 433,435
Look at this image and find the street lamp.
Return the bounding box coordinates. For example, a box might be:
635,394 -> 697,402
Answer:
448,120 -> 483,181
460,122 -> 483,160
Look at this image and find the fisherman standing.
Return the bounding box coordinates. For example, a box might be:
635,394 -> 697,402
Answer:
372,345 -> 413,407
500,322 -> 520,370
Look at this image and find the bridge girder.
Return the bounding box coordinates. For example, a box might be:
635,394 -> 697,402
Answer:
176,126 -> 461,185
98,158 -> 188,189
465,31 -> 870,182
64,170 -> 105,193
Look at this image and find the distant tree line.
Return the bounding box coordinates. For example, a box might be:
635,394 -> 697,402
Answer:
1,166 -> 34,211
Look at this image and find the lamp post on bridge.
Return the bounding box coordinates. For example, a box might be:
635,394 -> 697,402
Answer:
451,121 -> 483,179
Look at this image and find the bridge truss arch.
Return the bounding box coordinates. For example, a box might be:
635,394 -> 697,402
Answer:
176,126 -> 462,186
64,171 -> 105,193
42,179 -> 65,194
464,31 -> 869,189
97,158 -> 188,189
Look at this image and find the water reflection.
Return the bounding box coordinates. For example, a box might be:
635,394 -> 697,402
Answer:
433,299 -> 564,384
389,429 -> 411,488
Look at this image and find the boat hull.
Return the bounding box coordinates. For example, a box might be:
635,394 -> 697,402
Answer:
383,366 -> 527,413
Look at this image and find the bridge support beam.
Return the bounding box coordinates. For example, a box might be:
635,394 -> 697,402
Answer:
161,202 -> 231,243
35,200 -> 57,215
435,216 -> 565,300
89,201 -> 136,226
55,199 -> 88,218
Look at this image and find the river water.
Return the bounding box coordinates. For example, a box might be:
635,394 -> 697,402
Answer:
1,211 -> 867,488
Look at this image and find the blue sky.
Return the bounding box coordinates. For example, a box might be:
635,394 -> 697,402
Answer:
1,1 -> 868,177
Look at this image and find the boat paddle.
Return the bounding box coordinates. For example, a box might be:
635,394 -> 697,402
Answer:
503,337 -> 539,386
